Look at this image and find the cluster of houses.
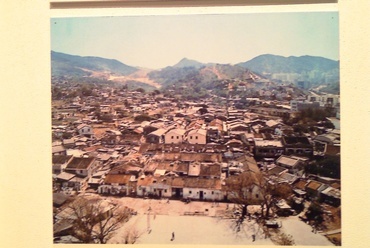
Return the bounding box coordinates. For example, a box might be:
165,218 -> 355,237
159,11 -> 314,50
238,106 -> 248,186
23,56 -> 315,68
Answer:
52,84 -> 341,213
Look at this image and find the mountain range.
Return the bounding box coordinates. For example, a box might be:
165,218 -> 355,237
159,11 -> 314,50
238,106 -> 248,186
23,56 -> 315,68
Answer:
51,51 -> 138,77
51,51 -> 339,91
237,54 -> 339,85
172,57 -> 206,69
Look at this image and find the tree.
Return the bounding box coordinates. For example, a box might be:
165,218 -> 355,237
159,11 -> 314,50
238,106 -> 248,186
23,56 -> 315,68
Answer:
277,232 -> 295,246
135,87 -> 145,93
255,175 -> 292,219
225,171 -> 262,221
198,107 -> 208,115
134,114 -> 153,122
65,196 -> 132,244
226,172 -> 292,221
305,155 -> 340,179
306,201 -> 324,224
81,84 -> 94,96
100,114 -> 114,123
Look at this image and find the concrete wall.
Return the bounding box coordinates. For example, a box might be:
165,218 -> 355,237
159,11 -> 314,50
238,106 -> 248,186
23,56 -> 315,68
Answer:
183,187 -> 223,201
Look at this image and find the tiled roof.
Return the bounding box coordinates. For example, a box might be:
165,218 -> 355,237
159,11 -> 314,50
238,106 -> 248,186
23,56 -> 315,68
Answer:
52,155 -> 73,164
276,155 -> 300,167
306,180 -> 322,191
104,174 -> 131,185
65,157 -> 95,170
183,177 -> 222,190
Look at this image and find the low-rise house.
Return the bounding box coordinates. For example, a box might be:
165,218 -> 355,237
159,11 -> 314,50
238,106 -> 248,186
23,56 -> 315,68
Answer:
98,174 -> 135,195
249,106 -> 290,118
275,155 -> 307,174
313,131 -> 340,146
52,145 -> 67,156
305,180 -> 329,200
55,172 -> 83,191
292,178 -> 308,197
225,139 -> 244,148
66,149 -> 87,158
228,123 -> 249,132
136,175 -> 170,198
267,166 -> 288,177
171,177 -> 185,198
150,177 -> 173,198
183,178 -> 223,201
164,128 -> 186,144
188,162 -> 201,177
275,199 -> 293,216
62,139 -> 75,149
282,136 -> 313,156
186,128 -> 207,144
206,126 -> 221,142
275,172 -> 298,185
52,155 -> 73,175
320,186 -> 341,207
199,163 -> 221,179
64,157 -> 99,179
100,130 -> 122,146
88,170 -> 108,190
224,174 -> 263,204
146,128 -> 167,144
173,162 -> 189,176
209,118 -> 225,132
324,144 -> 340,156
254,140 -> 284,158
76,124 -> 94,138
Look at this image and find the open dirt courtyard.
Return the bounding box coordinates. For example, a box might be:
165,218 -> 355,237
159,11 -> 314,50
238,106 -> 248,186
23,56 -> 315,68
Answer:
109,214 -> 273,245
92,196 -> 334,245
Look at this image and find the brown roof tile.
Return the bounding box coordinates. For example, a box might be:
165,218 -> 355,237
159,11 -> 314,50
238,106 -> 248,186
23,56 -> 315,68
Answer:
104,174 -> 132,185
65,157 -> 95,170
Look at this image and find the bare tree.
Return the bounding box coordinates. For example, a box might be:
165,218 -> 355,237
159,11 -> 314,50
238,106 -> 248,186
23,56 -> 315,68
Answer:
225,171 -> 262,221
65,196 -> 131,244
122,226 -> 142,244
255,174 -> 292,219
277,232 -> 295,246
225,171 -> 292,222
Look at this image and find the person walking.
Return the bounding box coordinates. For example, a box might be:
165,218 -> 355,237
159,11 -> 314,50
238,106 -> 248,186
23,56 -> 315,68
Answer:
171,232 -> 175,241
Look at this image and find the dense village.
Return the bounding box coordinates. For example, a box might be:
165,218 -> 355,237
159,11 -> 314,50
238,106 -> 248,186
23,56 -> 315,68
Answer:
52,77 -> 341,245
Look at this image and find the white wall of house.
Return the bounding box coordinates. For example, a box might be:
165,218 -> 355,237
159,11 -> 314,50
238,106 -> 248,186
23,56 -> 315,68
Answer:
98,184 -> 130,195
152,182 -> 172,198
164,132 -> 184,144
187,133 -> 206,145
62,178 -> 87,191
136,185 -> 153,197
66,160 -> 99,179
244,185 -> 263,202
183,187 -> 223,201
78,126 -> 92,135
225,184 -> 262,203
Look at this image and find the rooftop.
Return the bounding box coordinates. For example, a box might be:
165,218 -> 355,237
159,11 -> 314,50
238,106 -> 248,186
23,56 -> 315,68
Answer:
104,174 -> 132,185
65,157 -> 95,170
52,155 -> 73,165
276,155 -> 301,168
255,140 -> 283,147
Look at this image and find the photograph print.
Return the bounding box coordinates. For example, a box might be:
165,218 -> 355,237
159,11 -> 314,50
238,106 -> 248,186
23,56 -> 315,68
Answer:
51,11 -> 340,245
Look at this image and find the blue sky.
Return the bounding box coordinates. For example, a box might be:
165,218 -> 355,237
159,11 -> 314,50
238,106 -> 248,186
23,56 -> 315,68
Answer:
51,12 -> 339,69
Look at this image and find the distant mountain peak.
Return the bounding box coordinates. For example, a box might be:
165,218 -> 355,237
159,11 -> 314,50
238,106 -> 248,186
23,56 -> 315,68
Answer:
236,54 -> 339,85
51,51 -> 138,77
173,58 -> 205,69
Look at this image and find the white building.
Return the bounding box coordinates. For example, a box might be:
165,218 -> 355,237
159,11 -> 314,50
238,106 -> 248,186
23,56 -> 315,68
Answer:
76,123 -> 93,137
183,178 -> 223,201
186,129 -> 207,144
164,128 -> 186,144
